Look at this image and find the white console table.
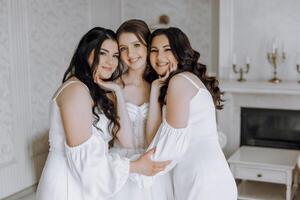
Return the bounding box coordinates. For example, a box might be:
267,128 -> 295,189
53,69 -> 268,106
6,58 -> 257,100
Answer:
228,146 -> 300,200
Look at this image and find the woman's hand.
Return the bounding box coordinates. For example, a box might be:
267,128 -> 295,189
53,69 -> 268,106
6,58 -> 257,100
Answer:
94,75 -> 121,93
152,63 -> 177,89
130,148 -> 171,176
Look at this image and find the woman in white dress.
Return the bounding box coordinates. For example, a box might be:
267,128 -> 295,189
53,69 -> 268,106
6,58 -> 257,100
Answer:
139,27 -> 238,199
108,19 -> 173,200
36,27 -> 170,200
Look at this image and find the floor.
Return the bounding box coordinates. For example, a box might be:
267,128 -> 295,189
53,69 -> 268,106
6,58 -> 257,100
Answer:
9,188 -> 300,200
2,183 -> 300,200
237,180 -> 300,200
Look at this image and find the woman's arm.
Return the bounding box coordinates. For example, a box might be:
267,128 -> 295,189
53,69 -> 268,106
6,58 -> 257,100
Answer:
57,82 -> 93,146
145,80 -> 162,145
94,78 -> 134,148
165,74 -> 194,128
148,74 -> 197,166
130,74 -> 197,188
145,66 -> 176,145
113,87 -> 134,148
57,82 -> 170,196
130,148 -> 170,176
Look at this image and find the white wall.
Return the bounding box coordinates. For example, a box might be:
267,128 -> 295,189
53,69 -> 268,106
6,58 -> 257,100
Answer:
219,0 -> 300,81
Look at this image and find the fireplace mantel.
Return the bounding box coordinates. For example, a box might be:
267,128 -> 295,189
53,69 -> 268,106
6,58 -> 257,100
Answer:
218,80 -> 300,157
220,80 -> 300,95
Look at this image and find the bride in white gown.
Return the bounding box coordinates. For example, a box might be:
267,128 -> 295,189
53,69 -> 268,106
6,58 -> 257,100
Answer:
108,19 -> 174,200
36,27 -> 170,200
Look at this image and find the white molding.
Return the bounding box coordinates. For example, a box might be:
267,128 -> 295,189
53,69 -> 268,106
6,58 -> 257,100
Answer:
2,185 -> 36,200
8,0 -> 32,156
0,0 -> 33,198
8,0 -> 32,151
220,80 -> 300,95
219,0 -> 234,79
210,0 -> 219,76
208,0 -> 212,74
0,0 -> 14,168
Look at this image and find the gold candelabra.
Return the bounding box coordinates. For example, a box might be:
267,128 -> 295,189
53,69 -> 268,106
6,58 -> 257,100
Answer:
267,49 -> 286,83
297,64 -> 300,83
233,63 -> 250,82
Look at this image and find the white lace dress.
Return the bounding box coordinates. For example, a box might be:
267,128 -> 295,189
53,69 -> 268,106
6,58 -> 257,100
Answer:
36,81 -> 130,200
109,103 -> 174,200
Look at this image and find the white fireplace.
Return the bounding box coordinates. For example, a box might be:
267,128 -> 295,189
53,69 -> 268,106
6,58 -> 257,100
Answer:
217,80 -> 300,157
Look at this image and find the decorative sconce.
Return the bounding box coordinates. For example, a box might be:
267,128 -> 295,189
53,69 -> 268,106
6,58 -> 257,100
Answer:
150,14 -> 170,31
267,39 -> 286,83
159,15 -> 170,25
232,54 -> 250,82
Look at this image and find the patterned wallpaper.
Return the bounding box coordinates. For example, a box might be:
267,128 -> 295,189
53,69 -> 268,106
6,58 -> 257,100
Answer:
0,0 -> 213,165
122,0 -> 212,67
28,0 -> 90,155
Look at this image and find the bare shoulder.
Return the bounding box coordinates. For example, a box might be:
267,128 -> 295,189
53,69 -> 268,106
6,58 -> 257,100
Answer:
167,73 -> 197,99
169,73 -> 190,88
56,81 -> 92,107
181,71 -> 206,89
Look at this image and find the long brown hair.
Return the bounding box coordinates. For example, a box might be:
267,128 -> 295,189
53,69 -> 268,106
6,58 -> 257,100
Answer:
63,27 -> 122,148
116,19 -> 155,83
148,27 -> 224,109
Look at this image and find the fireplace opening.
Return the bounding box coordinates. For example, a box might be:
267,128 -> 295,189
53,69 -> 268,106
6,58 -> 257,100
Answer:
241,107 -> 300,149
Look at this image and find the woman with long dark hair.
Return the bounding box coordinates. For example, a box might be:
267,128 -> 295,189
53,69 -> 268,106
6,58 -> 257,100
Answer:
139,27 -> 238,199
105,19 -> 173,200
36,27 -> 170,200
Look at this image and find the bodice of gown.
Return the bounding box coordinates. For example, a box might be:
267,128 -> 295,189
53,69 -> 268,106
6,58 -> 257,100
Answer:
126,102 -> 149,149
112,102 -> 149,156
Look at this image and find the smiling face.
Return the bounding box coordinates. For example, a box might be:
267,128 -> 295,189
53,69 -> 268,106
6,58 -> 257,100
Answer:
149,34 -> 178,76
118,32 -> 147,72
88,39 -> 119,80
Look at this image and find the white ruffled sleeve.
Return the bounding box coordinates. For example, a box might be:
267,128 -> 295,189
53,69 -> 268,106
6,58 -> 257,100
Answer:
65,134 -> 129,199
130,120 -> 190,188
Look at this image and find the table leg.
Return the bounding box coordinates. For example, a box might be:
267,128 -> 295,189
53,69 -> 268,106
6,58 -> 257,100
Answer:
293,170 -> 298,198
294,169 -> 298,190
286,185 -> 291,200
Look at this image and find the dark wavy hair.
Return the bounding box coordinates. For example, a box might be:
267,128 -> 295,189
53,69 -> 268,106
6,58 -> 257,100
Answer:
116,19 -> 155,83
148,27 -> 223,109
63,27 -> 123,148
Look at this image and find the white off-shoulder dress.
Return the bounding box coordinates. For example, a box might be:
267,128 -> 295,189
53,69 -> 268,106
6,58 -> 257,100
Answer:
36,81 -> 129,200
134,73 -> 237,200
109,103 -> 174,200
